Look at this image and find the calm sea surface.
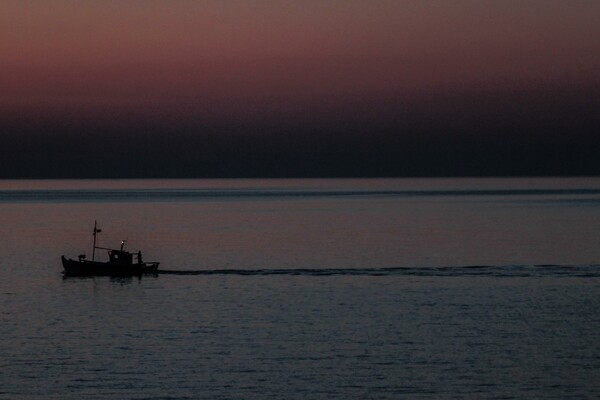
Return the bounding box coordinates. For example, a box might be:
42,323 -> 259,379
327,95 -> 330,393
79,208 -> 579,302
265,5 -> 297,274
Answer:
1,178 -> 599,399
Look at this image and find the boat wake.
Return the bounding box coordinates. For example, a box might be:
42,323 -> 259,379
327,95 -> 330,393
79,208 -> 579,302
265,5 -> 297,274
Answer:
157,264 -> 600,278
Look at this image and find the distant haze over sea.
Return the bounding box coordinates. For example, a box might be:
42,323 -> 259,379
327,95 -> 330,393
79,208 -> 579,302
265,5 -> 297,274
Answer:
1,82 -> 599,178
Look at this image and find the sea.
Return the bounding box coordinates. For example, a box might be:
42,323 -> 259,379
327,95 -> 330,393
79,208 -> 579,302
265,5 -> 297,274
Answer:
1,178 -> 599,399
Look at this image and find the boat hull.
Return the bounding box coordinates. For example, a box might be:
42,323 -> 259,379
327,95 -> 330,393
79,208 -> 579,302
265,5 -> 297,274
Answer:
62,256 -> 159,276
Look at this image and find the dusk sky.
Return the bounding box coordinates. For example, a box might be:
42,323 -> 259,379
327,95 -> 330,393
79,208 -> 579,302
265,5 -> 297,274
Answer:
1,1 -> 599,177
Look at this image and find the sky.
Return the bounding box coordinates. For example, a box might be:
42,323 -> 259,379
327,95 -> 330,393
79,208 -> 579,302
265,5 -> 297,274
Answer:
1,0 -> 599,178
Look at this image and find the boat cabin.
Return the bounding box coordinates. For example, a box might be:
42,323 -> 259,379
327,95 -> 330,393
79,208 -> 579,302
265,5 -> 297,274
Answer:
108,249 -> 133,265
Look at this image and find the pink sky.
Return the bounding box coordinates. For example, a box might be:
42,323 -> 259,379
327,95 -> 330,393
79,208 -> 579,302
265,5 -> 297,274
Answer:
1,1 -> 599,117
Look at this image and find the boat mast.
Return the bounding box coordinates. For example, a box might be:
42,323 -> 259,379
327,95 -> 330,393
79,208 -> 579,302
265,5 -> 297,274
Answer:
92,220 -> 100,261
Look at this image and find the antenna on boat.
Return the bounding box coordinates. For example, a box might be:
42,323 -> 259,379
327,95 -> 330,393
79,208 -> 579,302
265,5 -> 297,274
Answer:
92,220 -> 101,261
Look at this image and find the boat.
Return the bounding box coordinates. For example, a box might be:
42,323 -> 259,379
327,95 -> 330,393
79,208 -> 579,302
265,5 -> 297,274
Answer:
61,221 -> 160,276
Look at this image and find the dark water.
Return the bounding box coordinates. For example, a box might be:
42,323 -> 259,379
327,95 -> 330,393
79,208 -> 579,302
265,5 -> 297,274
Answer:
1,178 -> 599,399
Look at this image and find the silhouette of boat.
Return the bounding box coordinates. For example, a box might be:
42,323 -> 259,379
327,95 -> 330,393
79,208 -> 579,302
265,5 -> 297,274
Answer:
61,221 -> 160,276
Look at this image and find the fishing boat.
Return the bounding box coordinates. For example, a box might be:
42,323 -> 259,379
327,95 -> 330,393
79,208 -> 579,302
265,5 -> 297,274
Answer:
61,221 -> 160,276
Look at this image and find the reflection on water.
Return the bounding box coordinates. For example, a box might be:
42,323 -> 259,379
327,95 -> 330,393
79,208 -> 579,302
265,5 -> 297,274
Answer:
0,178 -> 599,398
